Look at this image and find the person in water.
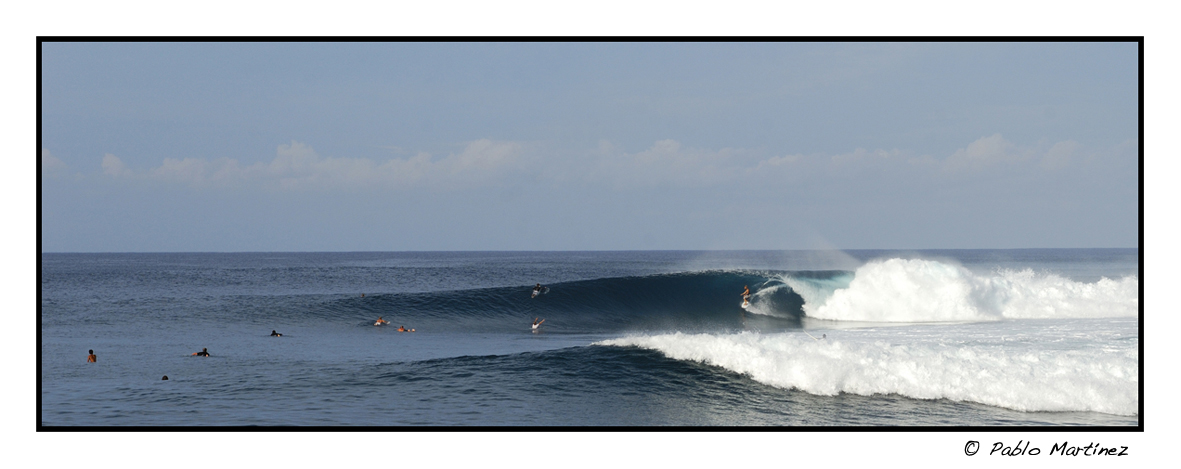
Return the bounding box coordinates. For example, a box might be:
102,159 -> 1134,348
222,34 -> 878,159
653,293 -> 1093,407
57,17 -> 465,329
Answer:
532,318 -> 545,330
397,325 -> 416,332
270,330 -> 282,337
375,317 -> 390,325
741,285 -> 751,304
532,283 -> 543,297
87,350 -> 96,363
192,348 -> 209,357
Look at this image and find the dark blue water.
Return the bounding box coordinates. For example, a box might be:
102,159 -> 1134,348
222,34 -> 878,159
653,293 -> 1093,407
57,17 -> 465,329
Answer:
40,250 -> 1139,426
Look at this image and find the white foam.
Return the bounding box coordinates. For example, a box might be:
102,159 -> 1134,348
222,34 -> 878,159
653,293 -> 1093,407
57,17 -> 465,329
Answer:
800,259 -> 1137,322
598,320 -> 1138,415
778,273 -> 854,316
742,284 -> 791,318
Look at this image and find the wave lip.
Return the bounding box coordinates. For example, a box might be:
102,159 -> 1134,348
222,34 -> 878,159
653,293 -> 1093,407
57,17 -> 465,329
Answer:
803,258 -> 1138,322
598,329 -> 1139,416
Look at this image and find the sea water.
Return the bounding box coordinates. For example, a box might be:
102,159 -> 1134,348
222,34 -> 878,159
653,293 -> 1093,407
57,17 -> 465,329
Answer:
39,250 -> 1139,426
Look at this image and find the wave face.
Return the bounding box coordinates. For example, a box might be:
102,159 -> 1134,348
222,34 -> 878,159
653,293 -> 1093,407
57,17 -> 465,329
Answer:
599,320 -> 1139,416
332,271 -> 810,333
799,259 -> 1138,322
323,258 -> 1138,331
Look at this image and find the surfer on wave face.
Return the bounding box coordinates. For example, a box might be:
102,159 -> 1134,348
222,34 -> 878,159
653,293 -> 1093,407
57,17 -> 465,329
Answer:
532,318 -> 545,331
741,285 -> 751,305
532,283 -> 543,297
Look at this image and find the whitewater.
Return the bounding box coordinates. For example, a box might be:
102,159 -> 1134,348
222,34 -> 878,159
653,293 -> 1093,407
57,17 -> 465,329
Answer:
599,257 -> 1139,417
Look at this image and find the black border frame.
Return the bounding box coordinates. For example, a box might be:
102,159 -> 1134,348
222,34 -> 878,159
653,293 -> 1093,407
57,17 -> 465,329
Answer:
37,36 -> 1145,432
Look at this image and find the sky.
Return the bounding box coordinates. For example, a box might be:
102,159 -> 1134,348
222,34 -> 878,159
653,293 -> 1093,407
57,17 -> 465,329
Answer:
40,41 -> 1139,251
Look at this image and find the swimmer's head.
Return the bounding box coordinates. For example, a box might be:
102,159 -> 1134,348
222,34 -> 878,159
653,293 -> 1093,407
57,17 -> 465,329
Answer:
88,350 -> 93,354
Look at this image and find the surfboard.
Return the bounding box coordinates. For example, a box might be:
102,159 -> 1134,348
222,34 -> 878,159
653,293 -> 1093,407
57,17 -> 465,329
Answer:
742,301 -> 750,309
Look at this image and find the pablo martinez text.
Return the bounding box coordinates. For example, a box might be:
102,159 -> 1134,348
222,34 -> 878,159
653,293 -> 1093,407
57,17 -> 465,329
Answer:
976,440 -> 1129,457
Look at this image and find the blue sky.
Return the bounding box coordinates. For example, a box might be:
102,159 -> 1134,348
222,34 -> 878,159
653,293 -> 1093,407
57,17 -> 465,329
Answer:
40,41 -> 1139,251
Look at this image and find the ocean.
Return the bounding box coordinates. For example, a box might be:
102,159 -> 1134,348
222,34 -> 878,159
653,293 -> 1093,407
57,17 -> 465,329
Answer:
39,249 -> 1140,427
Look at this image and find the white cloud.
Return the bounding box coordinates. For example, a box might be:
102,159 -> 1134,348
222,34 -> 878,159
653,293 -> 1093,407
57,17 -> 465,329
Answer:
110,140 -> 528,190
264,139 -> 526,189
938,134 -> 1112,174
86,136 -> 1121,193
150,157 -> 209,184
269,141 -> 321,174
1040,140 -> 1086,170
101,153 -> 131,177
264,141 -> 382,190
758,153 -> 803,167
41,149 -> 67,173
942,134 -> 1033,172
446,139 -> 522,174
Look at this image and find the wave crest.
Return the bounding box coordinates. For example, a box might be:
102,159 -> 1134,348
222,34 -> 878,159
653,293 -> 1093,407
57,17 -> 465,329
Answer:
803,259 -> 1137,322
